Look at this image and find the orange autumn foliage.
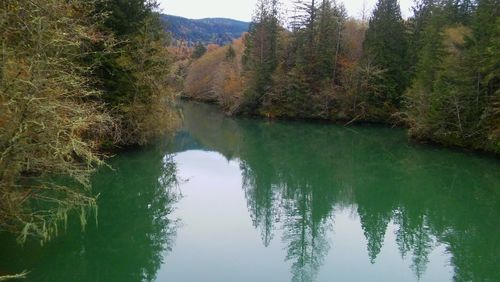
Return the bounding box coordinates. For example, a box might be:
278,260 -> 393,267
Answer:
184,38 -> 245,113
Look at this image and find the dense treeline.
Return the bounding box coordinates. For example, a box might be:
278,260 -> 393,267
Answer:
0,0 -> 178,242
405,0 -> 499,152
185,0 -> 499,154
94,0 -> 179,145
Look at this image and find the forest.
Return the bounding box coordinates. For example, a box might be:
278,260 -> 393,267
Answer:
184,0 -> 499,154
1,0 -> 499,259
0,0 -> 179,243
162,14 -> 249,45
0,0 -> 499,281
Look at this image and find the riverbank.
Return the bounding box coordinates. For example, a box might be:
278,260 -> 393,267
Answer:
0,0 -> 179,243
182,0 -> 499,156
4,100 -> 498,281
181,97 -> 500,158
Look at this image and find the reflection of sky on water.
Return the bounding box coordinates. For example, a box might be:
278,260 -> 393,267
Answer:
158,151 -> 291,282
157,150 -> 453,282
1,101 -> 497,282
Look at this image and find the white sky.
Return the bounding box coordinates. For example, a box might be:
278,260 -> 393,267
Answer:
157,0 -> 414,22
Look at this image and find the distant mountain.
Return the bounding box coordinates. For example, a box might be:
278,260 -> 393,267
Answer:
161,15 -> 249,46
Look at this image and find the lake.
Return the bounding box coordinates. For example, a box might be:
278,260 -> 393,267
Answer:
1,101 -> 499,282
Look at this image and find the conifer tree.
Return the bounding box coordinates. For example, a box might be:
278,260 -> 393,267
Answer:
93,0 -> 178,145
192,42 -> 207,59
363,0 -> 409,106
405,0 -> 499,153
241,0 -> 281,113
466,0 -> 499,150
316,1 -> 346,83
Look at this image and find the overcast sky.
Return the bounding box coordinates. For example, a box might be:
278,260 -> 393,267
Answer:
157,0 -> 415,21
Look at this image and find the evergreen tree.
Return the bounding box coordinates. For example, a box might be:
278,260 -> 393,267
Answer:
442,0 -> 476,24
316,1 -> 346,84
191,42 -> 207,59
467,0 -> 499,151
93,0 -> 178,145
405,5 -> 448,136
363,0 -> 409,107
241,0 -> 281,113
292,0 -> 318,65
407,0 -> 437,77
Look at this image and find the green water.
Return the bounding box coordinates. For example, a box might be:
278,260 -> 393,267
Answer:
1,102 -> 499,282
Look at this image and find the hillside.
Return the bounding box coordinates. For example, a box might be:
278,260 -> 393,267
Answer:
162,14 -> 249,46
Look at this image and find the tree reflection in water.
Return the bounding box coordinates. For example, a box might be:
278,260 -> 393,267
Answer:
181,101 -> 500,282
0,146 -> 181,282
1,102 -> 497,282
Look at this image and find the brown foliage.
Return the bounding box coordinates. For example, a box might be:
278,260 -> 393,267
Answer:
0,0 -> 112,242
184,39 -> 245,113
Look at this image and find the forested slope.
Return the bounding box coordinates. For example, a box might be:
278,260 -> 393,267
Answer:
184,0 -> 499,154
162,14 -> 249,45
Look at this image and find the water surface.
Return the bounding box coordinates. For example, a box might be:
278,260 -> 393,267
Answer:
1,102 -> 499,282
